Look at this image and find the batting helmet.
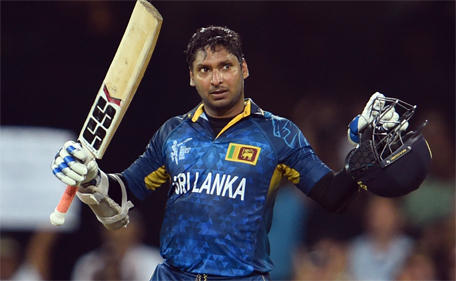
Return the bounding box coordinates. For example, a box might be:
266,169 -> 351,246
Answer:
345,97 -> 432,197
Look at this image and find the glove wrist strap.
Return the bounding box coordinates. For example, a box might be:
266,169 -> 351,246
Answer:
76,171 -> 108,205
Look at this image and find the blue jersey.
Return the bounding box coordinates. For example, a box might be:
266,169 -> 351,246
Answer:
122,99 -> 331,276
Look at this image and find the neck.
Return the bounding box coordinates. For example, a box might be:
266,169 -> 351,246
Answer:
205,112 -> 234,136
203,97 -> 245,118
204,106 -> 242,118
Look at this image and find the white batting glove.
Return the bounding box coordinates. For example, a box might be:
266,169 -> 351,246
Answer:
347,92 -> 408,146
51,141 -> 99,186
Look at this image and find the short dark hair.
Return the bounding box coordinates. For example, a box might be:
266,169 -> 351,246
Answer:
185,26 -> 244,69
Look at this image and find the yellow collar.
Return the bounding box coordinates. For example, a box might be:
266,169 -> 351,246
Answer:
191,100 -> 252,139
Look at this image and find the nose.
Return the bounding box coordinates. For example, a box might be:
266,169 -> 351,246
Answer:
211,69 -> 223,86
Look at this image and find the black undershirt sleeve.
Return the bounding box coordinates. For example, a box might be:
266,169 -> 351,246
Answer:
106,173 -> 142,207
307,169 -> 360,214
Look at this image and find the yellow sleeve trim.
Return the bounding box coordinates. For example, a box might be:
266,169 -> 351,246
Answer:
267,164 -> 300,199
144,165 -> 170,191
277,163 -> 300,184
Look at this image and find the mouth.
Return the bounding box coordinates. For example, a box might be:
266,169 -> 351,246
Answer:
210,88 -> 229,99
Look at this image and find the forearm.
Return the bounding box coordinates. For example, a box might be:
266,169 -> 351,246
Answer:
308,170 -> 360,213
77,172 -> 134,230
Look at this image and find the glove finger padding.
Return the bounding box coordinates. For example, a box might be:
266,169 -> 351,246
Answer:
67,141 -> 99,184
380,111 -> 409,131
347,92 -> 408,146
362,92 -> 385,120
85,159 -> 99,184
58,146 -> 88,175
348,92 -> 385,145
52,157 -> 85,186
51,140 -> 99,186
64,141 -> 90,163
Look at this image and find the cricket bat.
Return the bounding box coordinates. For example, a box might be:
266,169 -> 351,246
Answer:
50,0 -> 162,226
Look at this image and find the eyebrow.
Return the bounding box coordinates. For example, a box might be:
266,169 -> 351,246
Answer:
195,57 -> 237,69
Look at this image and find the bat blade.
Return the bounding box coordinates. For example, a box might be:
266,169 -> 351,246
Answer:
50,0 -> 162,226
80,0 -> 163,159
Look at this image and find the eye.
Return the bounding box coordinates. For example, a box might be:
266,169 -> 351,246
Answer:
223,64 -> 231,70
199,67 -> 209,73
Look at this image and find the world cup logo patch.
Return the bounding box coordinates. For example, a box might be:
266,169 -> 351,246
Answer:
225,143 -> 261,165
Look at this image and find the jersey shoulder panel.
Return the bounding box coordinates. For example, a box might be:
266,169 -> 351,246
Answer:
252,111 -> 331,193
251,111 -> 309,159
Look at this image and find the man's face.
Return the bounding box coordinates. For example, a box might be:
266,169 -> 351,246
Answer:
190,45 -> 249,118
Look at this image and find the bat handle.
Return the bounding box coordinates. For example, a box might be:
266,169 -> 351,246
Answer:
50,185 -> 78,226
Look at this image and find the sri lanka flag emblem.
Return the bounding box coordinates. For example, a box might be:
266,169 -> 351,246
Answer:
225,143 -> 261,165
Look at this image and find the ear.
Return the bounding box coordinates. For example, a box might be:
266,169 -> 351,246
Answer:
241,59 -> 249,79
189,69 -> 195,86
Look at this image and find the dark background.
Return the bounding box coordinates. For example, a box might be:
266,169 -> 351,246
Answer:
2,1 -> 455,280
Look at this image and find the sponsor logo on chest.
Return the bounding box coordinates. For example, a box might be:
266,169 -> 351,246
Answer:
172,172 -> 246,201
